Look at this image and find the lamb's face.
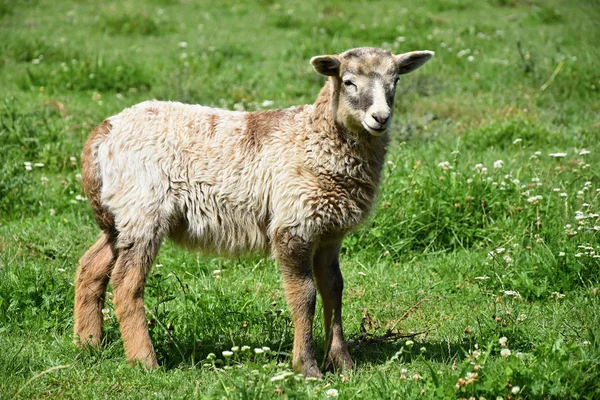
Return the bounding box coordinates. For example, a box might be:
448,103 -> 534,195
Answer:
311,47 -> 434,137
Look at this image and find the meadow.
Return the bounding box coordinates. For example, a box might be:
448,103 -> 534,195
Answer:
1,0 -> 599,398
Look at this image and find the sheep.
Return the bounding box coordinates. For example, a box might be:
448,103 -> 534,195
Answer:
74,47 -> 434,377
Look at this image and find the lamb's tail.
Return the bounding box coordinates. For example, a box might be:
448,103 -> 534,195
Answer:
81,120 -> 116,235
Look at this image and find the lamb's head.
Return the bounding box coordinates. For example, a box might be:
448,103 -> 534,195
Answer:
311,47 -> 434,136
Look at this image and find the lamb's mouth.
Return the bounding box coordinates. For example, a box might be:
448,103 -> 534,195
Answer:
362,121 -> 388,136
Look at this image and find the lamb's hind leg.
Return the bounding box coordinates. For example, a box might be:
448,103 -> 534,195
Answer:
313,241 -> 354,372
111,236 -> 162,369
74,232 -> 117,347
273,231 -> 321,378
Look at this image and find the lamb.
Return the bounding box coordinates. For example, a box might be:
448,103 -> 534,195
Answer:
74,47 -> 433,377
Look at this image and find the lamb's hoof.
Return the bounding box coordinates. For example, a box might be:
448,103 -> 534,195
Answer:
73,334 -> 101,349
303,364 -> 324,379
327,348 -> 354,372
129,351 -> 159,370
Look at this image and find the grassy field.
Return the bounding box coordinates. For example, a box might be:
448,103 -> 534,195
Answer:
1,0 -> 599,398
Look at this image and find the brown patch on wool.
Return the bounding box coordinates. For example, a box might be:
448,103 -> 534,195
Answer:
207,114 -> 219,138
146,107 -> 159,115
82,120 -> 115,232
243,109 -> 285,150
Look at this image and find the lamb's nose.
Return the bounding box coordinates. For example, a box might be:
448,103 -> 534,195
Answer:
372,112 -> 390,125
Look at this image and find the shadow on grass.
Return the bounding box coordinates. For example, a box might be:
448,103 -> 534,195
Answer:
149,329 -> 468,371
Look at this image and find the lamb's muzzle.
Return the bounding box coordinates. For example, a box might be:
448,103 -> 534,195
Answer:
74,47 -> 433,377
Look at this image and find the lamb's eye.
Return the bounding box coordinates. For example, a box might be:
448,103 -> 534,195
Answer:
343,80 -> 356,88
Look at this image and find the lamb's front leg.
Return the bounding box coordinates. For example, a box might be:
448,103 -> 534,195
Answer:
273,231 -> 321,378
313,241 -> 354,372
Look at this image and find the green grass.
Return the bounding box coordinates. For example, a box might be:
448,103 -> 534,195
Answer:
1,0 -> 600,398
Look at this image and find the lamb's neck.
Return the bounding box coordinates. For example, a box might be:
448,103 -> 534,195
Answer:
306,80 -> 389,186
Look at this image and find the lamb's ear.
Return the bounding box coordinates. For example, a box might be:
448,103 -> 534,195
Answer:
310,55 -> 341,76
395,51 -> 434,75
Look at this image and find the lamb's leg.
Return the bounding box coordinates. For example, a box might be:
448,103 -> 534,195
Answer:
111,237 -> 161,369
74,232 -> 117,347
313,242 -> 354,372
273,232 -> 321,378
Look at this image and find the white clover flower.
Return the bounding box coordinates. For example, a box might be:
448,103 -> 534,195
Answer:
559,192 -> 568,198
24,161 -> 32,171
405,340 -> 414,347
34,162 -> 44,167
41,176 -> 49,185
357,271 -> 366,276
493,160 -> 504,169
467,55 -> 474,62
559,252 -> 565,257
481,167 -> 488,175
512,138 -> 522,144
457,49 -> 471,58
178,41 -> 188,48
488,247 -> 505,258
437,161 -> 452,171
261,100 -> 274,108
270,371 -> 294,382
504,290 -> 521,298
76,173 -> 82,181
475,163 -> 483,172
474,276 -> 490,280
326,388 -> 339,397
499,336 -> 508,347
222,350 -> 233,358
465,372 -> 478,380
254,348 -> 264,354
579,148 -> 590,155
503,254 -> 513,265
231,346 -> 239,352
206,353 -> 216,360
262,346 -> 271,352
49,209 -> 56,216
241,345 -> 251,351
549,152 -> 567,158
527,195 -> 543,205
213,269 -> 221,275
500,348 -> 511,358
466,178 -> 473,184
512,386 -> 520,394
